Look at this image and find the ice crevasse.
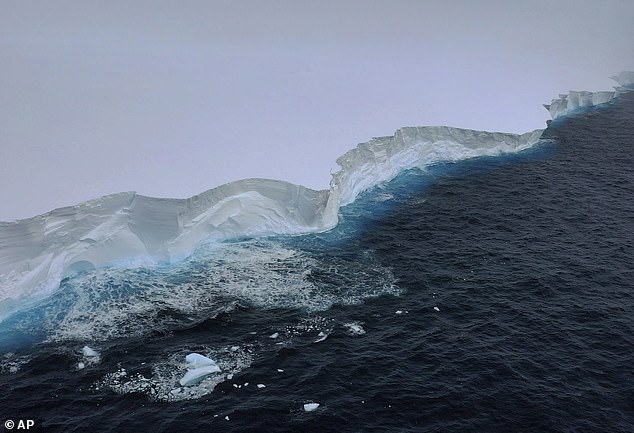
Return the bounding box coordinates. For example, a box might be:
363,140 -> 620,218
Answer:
1,72 -> 632,321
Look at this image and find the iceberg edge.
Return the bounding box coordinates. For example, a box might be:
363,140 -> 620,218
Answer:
1,71 -> 632,321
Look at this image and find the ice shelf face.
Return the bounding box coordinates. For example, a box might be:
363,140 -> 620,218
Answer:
544,71 -> 634,120
0,180 -> 333,321
330,126 -> 544,207
0,126 -> 542,321
2,72 -> 631,322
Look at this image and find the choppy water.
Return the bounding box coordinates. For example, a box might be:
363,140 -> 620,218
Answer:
1,93 -> 633,432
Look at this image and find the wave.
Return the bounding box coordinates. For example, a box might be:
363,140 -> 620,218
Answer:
1,72 -> 631,321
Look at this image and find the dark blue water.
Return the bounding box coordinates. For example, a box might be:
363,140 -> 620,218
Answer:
1,92 -> 632,432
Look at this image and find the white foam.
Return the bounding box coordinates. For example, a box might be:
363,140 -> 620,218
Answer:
343,322 -> 366,336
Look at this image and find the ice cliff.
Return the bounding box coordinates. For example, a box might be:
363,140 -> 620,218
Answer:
544,71 -> 634,120
1,71 -> 632,321
0,126 -> 542,320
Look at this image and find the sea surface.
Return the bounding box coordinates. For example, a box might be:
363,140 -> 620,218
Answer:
1,92 -> 633,432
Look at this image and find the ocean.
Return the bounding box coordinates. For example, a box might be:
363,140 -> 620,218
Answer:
0,91 -> 632,432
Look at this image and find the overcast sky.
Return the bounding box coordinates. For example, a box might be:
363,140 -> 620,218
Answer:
2,0 -> 633,220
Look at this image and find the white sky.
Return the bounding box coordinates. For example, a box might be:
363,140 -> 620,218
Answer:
2,0 -> 633,220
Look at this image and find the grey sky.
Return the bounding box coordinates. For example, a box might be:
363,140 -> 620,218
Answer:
2,0 -> 633,220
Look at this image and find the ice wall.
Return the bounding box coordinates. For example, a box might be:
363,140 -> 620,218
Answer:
544,72 -> 634,120
330,126 -> 543,207
2,71 -> 632,321
0,180 -> 332,320
0,126 -> 543,321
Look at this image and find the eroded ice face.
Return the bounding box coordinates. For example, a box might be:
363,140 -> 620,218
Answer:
0,124 -> 546,322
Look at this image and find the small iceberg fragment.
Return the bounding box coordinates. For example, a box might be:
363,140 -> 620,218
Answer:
433,306 -> 440,312
185,353 -> 218,369
179,353 -> 221,387
269,332 -> 279,339
303,402 -> 320,412
179,365 -> 221,387
82,346 -> 99,357
314,331 -> 328,343
77,362 -> 85,370
257,384 -> 266,389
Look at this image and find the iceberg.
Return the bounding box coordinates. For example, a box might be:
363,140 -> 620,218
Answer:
544,72 -> 633,120
0,127 -> 543,321
1,72 -> 631,322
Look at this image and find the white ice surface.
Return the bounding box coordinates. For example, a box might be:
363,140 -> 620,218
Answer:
185,353 -> 218,369
179,365 -> 221,387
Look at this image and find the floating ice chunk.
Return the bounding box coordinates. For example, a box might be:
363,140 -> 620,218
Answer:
314,332 -> 328,343
433,306 -> 440,312
269,332 -> 279,339
226,373 -> 234,380
179,365 -> 221,386
257,384 -> 266,388
303,403 -> 320,412
277,369 -> 284,372
77,362 -> 85,369
185,353 -> 218,369
82,346 -> 99,357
